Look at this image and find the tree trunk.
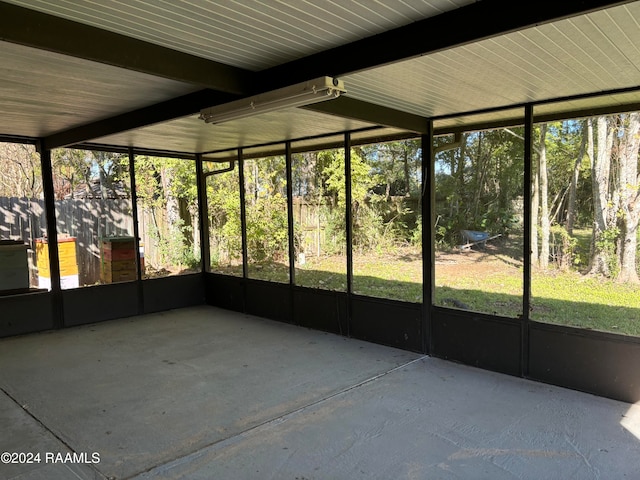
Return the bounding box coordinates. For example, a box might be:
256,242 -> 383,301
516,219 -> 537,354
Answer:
452,134 -> 466,219
473,133 -> 485,219
161,165 -> 183,266
531,153 -> 540,268
589,116 -> 615,276
385,157 -> 394,201
539,124 -> 550,269
566,122 -> 587,236
403,148 -> 411,196
253,161 -> 259,203
616,112 -> 640,283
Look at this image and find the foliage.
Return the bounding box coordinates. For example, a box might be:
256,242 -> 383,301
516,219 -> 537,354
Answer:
134,156 -> 197,208
0,143 -> 42,198
433,114 -> 639,284
350,142 -> 422,252
411,214 -> 423,247
246,191 -> 289,262
243,157 -> 289,263
321,203 -> 346,255
206,164 -> 242,267
54,149 -> 129,199
288,141 -> 422,258
135,156 -> 199,269
595,225 -> 621,279
146,216 -> 199,269
434,128 -> 524,248
548,224 -> 578,269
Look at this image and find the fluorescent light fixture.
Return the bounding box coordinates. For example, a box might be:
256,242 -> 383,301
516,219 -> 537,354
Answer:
199,76 -> 346,124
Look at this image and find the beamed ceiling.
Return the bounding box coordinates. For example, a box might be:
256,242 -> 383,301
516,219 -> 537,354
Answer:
1,0 -> 640,157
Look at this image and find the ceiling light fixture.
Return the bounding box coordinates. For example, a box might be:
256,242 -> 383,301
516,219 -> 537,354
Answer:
199,76 -> 346,124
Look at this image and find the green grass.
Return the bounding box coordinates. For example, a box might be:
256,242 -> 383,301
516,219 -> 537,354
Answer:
532,270 -> 640,335
211,248 -> 640,337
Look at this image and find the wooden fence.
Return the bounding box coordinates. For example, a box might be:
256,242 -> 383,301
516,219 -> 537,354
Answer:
0,197 -> 200,285
292,197 -> 326,258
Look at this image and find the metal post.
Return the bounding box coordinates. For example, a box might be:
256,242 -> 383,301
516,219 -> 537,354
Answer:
344,133 -> 353,335
38,146 -> 63,328
195,154 -> 210,274
285,142 -> 295,286
238,149 -> 248,280
422,123 -> 434,354
522,104 -> 533,376
128,148 -> 144,314
285,142 -> 296,324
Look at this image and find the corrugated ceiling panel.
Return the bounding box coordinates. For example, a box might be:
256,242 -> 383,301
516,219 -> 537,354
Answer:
587,5 -> 640,76
433,108 -> 525,133
0,42 -> 199,138
432,91 -> 640,134
534,90 -> 640,119
91,108 -> 381,154
4,0 -> 474,70
344,2 -> 640,119
3,0 -> 640,149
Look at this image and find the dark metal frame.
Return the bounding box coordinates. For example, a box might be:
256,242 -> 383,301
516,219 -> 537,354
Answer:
200,104 -> 640,403
422,127 -> 434,354
0,145 -> 206,335
2,89 -> 640,404
38,147 -> 63,328
344,134 -> 354,313
5,0 -> 626,151
129,148 -> 145,314
522,105 -> 534,376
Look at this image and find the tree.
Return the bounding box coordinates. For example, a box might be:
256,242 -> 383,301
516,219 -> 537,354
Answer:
243,156 -> 289,263
566,121 -> 587,235
614,113 -> 640,283
51,149 -> 128,199
0,143 -> 42,198
589,116 -> 616,277
531,135 -> 540,268
538,123 -> 550,269
135,156 -> 199,268
206,161 -> 242,266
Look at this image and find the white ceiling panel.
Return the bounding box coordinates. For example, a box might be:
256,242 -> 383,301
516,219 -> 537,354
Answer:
3,0 -> 474,71
534,90 -> 640,119
2,1 -> 640,152
90,108 -> 380,153
433,108 -> 525,133
0,42 -> 199,138
344,2 -> 640,119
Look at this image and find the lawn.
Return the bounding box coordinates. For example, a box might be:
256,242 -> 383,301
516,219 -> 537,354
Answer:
212,241 -> 640,336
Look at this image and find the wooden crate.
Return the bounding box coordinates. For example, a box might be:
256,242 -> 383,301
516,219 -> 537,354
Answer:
0,241 -> 29,290
100,237 -> 137,283
35,237 -> 78,278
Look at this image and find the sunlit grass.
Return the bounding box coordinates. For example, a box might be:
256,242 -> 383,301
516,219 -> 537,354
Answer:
211,249 -> 640,336
532,269 -> 640,335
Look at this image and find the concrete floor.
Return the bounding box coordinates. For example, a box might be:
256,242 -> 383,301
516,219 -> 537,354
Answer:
0,306 -> 638,480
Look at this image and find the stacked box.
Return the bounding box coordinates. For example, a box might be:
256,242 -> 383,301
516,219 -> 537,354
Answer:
0,240 -> 29,291
36,237 -> 79,290
100,237 -> 137,283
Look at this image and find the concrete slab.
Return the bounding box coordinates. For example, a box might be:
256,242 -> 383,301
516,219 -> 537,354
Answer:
0,306 -> 418,479
134,357 -> 640,479
0,390 -> 103,480
1,306 -> 638,479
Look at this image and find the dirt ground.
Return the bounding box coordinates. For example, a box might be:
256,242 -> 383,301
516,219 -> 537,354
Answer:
435,240 -> 523,278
